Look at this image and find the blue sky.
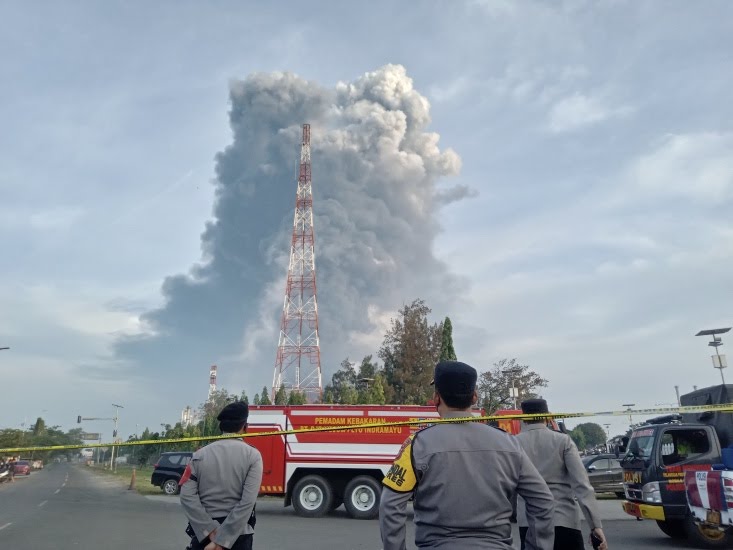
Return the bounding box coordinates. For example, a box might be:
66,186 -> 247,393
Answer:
1,0 -> 731,440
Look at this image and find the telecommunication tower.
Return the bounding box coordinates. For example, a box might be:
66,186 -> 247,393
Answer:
272,124 -> 322,401
208,365 -> 217,399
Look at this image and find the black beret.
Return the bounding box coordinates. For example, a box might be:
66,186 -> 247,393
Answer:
431,361 -> 477,399
217,401 -> 249,424
521,398 -> 549,415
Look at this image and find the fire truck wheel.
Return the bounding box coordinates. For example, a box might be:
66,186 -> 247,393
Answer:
684,514 -> 731,547
292,475 -> 333,518
344,476 -> 381,520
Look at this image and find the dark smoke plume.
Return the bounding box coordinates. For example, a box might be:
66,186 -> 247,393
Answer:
114,64 -> 471,391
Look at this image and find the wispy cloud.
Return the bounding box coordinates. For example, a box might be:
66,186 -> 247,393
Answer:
632,132 -> 733,201
548,92 -> 631,133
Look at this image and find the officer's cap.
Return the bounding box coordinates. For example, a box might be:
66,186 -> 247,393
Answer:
217,401 -> 249,424
430,361 -> 477,399
521,398 -> 549,415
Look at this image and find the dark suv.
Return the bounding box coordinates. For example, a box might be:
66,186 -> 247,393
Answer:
582,454 -> 624,497
150,452 -> 192,495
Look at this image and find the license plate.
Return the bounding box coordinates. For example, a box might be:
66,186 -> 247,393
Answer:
707,510 -> 722,525
624,471 -> 642,484
624,502 -> 641,517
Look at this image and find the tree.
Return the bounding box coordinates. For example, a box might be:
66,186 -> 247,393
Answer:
260,386 -> 272,405
274,385 -> 288,405
569,429 -> 587,451
288,390 -> 307,405
379,299 -> 443,404
324,358 -> 359,404
439,316 -> 457,361
572,423 -> 607,448
32,417 -> 46,436
240,390 -> 249,405
198,389 -> 236,437
363,374 -> 387,405
356,355 -> 378,381
253,393 -> 261,405
476,358 -> 548,413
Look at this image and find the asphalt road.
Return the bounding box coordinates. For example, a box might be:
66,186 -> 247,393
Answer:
0,463 -> 696,549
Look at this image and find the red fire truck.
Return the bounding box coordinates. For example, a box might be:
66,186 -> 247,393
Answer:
245,404 -> 485,519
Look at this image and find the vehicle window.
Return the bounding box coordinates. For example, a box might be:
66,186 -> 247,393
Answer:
160,454 -> 182,466
627,432 -> 655,459
593,459 -> 610,469
661,429 -> 711,466
609,459 -> 621,469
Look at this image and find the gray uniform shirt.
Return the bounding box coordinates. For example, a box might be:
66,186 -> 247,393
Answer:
379,412 -> 555,550
515,423 -> 602,531
180,438 -> 263,549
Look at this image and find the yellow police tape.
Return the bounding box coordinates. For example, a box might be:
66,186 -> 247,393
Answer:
2,402 -> 732,454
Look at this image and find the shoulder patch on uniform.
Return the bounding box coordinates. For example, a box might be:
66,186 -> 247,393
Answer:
383,434 -> 417,493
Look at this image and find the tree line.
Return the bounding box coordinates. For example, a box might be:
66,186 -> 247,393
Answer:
0,418 -> 83,461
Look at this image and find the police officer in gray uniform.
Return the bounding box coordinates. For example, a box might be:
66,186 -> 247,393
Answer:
379,361 -> 556,550
516,398 -> 608,550
180,402 -> 263,550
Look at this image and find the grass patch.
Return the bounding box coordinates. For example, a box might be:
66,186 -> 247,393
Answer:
83,463 -> 168,496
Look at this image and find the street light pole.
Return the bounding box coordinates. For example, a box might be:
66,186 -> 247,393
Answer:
696,328 -> 731,385
502,367 -> 522,409
622,404 -> 636,425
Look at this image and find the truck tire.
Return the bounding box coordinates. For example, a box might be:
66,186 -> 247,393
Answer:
656,520 -> 687,539
292,475 -> 333,518
344,476 -> 381,520
684,515 -> 731,548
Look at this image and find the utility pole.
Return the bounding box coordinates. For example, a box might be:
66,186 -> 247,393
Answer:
674,385 -> 680,407
132,423 -> 138,466
111,404 -> 124,472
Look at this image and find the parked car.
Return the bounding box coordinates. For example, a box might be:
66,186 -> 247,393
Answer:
582,454 -> 624,497
150,452 -> 192,495
14,460 -> 31,476
31,459 -> 43,470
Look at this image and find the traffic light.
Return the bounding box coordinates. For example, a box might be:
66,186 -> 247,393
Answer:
77,415 -> 82,424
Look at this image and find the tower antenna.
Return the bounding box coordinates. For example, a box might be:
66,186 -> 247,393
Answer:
272,124 -> 322,402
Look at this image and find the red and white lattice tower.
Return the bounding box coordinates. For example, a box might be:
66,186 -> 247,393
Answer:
272,124 -> 322,401
208,365 -> 217,400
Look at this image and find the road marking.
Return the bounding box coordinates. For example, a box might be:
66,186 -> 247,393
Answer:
54,489 -> 60,494
38,500 -> 47,507
0,523 -> 12,531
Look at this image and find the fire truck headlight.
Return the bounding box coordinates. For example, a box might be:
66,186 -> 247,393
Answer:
642,481 -> 661,504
